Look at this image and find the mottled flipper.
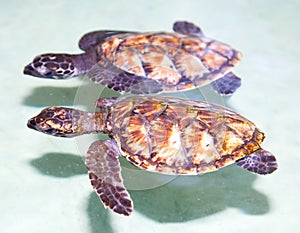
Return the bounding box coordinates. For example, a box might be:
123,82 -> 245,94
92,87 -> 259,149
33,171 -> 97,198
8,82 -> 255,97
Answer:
173,21 -> 203,36
86,140 -> 133,216
211,72 -> 241,95
78,30 -> 134,51
236,148 -> 278,175
87,59 -> 164,94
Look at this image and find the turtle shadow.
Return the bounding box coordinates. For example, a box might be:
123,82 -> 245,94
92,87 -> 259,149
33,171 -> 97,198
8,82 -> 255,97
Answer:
156,85 -> 234,107
30,152 -> 113,233
30,152 -> 270,225
22,83 -> 119,108
23,86 -> 80,107
87,192 -> 114,233
30,152 -> 87,177
130,166 -> 270,222
22,82 -> 234,109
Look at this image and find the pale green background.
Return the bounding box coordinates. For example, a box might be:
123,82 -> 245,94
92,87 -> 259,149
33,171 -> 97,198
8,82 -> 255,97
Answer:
1,0 -> 299,232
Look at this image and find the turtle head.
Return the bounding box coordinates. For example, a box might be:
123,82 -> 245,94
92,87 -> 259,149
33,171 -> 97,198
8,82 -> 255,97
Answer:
28,106 -> 106,137
27,106 -> 84,137
23,53 -> 78,79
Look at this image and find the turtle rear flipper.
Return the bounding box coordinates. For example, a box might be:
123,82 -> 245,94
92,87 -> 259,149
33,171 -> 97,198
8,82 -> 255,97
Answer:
173,21 -> 203,36
236,148 -> 278,175
87,59 -> 164,94
86,140 -> 133,216
211,72 -> 241,95
78,30 -> 136,51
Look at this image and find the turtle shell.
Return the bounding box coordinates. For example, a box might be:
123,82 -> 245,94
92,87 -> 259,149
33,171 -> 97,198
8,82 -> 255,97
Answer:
108,97 -> 264,175
96,32 -> 242,92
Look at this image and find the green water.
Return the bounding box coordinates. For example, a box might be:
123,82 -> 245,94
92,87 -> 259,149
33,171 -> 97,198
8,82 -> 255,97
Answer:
1,0 -> 299,232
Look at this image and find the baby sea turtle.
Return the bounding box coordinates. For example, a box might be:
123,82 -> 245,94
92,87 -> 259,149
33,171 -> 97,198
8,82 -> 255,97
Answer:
24,21 -> 242,95
27,96 -> 277,216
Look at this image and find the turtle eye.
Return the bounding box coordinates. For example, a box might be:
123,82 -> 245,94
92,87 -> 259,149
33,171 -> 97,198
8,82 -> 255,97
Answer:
36,117 -> 44,124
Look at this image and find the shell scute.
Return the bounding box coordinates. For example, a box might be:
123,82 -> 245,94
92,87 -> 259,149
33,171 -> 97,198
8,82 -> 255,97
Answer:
209,41 -> 236,59
114,47 -> 145,76
99,30 -> 242,93
150,33 -> 181,50
101,37 -> 122,61
119,33 -> 152,48
111,97 -> 264,175
181,36 -> 207,54
200,50 -> 229,72
111,100 -> 134,128
141,45 -> 181,85
182,120 -> 221,170
132,100 -> 166,120
174,52 -> 209,84
119,115 -> 150,157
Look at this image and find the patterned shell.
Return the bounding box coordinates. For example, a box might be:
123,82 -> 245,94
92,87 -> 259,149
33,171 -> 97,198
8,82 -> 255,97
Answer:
107,97 -> 264,175
97,32 -> 242,92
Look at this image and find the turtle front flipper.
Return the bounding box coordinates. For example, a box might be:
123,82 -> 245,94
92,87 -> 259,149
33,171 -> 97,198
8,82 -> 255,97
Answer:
78,30 -> 135,51
236,148 -> 278,175
86,139 -> 133,216
173,21 -> 203,36
87,59 -> 164,94
211,72 -> 241,95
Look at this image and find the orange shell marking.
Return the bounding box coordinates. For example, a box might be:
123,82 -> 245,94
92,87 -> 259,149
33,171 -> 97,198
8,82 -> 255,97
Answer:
110,97 -> 263,175
100,32 -> 242,92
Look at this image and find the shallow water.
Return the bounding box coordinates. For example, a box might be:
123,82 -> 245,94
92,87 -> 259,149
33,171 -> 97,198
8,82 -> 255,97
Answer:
1,0 -> 299,232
